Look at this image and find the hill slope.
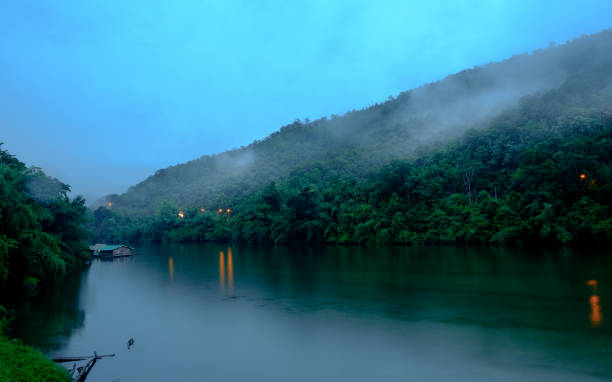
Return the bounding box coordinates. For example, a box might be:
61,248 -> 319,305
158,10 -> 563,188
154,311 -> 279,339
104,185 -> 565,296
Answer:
105,30 -> 612,217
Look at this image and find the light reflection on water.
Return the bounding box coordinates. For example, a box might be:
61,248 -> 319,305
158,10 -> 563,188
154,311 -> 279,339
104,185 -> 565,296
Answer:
227,247 -> 234,294
168,256 -> 174,281
219,250 -> 225,292
217,248 -> 235,294
11,244 -> 612,382
587,280 -> 602,327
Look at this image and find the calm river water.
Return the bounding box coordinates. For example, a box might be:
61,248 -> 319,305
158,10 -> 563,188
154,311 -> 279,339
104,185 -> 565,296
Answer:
13,245 -> 612,381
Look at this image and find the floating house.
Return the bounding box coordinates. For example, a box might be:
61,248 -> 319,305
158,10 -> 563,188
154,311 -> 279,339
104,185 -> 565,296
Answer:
90,244 -> 133,258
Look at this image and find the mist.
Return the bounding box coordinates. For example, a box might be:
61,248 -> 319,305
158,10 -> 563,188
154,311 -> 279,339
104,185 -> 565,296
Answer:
213,149 -> 256,174
100,28 -> 612,215
2,1 -> 612,204
24,168 -> 68,204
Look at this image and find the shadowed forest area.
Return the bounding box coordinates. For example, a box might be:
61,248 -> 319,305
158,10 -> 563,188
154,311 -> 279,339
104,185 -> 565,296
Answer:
0,146 -> 88,381
0,145 -> 90,291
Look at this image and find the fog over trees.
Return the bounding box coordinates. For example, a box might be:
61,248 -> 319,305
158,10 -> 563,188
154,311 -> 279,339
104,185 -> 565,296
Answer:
90,30 -> 612,246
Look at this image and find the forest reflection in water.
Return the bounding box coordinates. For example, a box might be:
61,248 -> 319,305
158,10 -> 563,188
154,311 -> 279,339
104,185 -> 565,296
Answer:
12,244 -> 612,381
11,270 -> 88,350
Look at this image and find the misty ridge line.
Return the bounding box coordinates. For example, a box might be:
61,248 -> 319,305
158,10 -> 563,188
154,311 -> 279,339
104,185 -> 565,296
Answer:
104,29 -> 612,214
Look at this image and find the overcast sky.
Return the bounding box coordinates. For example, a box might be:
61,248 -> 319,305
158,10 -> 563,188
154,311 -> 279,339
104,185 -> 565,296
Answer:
1,0 -> 611,203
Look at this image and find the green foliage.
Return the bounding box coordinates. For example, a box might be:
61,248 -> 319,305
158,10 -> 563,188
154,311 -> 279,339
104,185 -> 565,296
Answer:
0,304 -> 70,381
0,145 -> 90,293
100,30 -> 612,219
92,30 -> 612,247
0,336 -> 70,382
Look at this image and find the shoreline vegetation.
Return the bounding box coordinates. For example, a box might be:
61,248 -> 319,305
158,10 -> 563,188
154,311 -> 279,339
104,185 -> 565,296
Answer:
0,336 -> 70,382
0,145 -> 90,293
0,147 -> 90,380
0,321 -> 70,382
0,305 -> 70,381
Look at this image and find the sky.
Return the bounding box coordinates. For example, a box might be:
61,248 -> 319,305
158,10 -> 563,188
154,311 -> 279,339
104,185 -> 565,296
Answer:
1,0 -> 611,203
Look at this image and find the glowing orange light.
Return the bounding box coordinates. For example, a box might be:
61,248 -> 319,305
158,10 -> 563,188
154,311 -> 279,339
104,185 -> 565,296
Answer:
226,208 -> 231,213
201,208 -> 205,213
219,251 -> 225,292
590,294 -> 602,327
580,173 -> 587,180
587,279 -> 602,327
168,257 -> 174,281
218,208 -> 223,213
178,210 -> 185,219
107,201 -> 113,207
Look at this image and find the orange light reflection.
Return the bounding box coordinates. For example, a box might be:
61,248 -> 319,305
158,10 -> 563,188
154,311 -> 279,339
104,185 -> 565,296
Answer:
587,279 -> 602,328
168,257 -> 174,281
590,294 -> 602,327
227,248 -> 234,294
219,251 -> 225,292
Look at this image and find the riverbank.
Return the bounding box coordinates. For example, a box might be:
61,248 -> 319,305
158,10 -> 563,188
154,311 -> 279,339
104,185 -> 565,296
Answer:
0,336 -> 69,382
0,306 -> 69,382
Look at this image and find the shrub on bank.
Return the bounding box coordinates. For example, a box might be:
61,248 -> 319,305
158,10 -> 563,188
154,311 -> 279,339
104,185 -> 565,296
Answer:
0,306 -> 69,382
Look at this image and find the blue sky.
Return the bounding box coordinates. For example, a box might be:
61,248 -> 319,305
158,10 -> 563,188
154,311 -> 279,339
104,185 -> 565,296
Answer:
1,0 -> 611,202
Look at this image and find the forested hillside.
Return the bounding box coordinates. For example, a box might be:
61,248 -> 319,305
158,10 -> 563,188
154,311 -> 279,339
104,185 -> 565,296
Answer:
93,29 -> 612,245
104,30 -> 612,216
0,146 -> 90,293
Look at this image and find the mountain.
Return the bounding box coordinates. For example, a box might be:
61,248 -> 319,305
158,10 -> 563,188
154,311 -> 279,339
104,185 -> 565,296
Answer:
104,30 -> 612,216
93,29 -> 612,246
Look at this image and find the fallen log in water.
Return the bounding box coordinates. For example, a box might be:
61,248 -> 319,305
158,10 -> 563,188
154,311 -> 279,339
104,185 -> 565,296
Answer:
53,352 -> 115,381
53,354 -> 110,363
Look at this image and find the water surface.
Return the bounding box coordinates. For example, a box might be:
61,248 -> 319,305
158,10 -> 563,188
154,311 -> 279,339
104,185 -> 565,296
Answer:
14,245 -> 612,381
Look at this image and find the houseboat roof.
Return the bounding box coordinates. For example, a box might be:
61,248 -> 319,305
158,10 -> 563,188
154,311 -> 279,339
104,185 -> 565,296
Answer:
98,244 -> 133,252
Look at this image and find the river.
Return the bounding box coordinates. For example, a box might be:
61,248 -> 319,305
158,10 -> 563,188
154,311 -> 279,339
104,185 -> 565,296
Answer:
12,244 -> 612,381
